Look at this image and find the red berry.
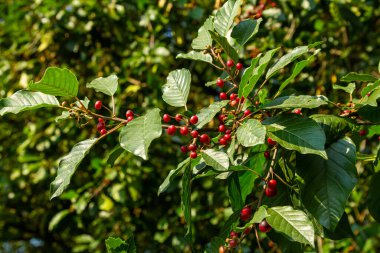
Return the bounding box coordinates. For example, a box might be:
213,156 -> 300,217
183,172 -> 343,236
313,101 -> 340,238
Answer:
98,118 -> 104,123
127,116 -> 134,122
265,187 -> 277,197
190,115 -> 198,125
230,93 -> 237,101
244,109 -> 251,117
216,78 -> 224,88
230,100 -> 238,107
167,125 -> 176,135
175,114 -> 183,122
190,130 -> 199,138
226,59 -> 235,68
219,138 -> 227,145
180,126 -> 189,136
218,114 -> 226,122
230,231 -> 238,238
268,179 -> 277,189
240,207 -> 252,221
293,109 -> 302,115
100,129 -> 107,136
163,114 -> 171,123
180,146 -> 188,153
264,151 -> 270,159
188,144 -> 197,151
359,129 -> 367,136
219,246 -> 226,253
367,92 -> 371,97
267,137 -> 277,146
240,96 -> 245,103
243,227 -> 251,235
125,110 -> 134,118
224,134 -> 231,141
97,122 -> 105,131
218,124 -> 226,132
200,134 -> 211,144
378,136 -> 380,141
229,239 -> 237,248
258,220 -> 271,233
190,151 -> 197,159
225,129 -> 231,134
219,92 -> 227,100
236,62 -> 243,70
94,100 -> 102,110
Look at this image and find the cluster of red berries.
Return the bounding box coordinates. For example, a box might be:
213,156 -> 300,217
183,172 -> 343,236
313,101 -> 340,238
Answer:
96,118 -> 107,136
265,179 -> 277,197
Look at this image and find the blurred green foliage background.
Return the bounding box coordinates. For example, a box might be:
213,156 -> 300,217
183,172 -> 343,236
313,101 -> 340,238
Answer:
0,0 -> 379,252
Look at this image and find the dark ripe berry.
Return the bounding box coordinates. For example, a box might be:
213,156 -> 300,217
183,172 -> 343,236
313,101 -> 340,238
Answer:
264,151 -> 270,159
243,227 -> 251,235
180,146 -> 188,153
218,246 -> 226,253
218,124 -> 226,132
125,110 -> 134,118
359,129 -> 367,136
219,92 -> 227,100
265,187 -> 277,197
236,62 -> 243,70
267,137 -> 277,146
94,100 -> 102,110
230,100 -> 238,107
190,115 -> 198,125
190,151 -> 197,159
240,207 -> 252,221
175,114 -> 183,122
219,138 -> 227,145
167,125 -> 176,135
98,118 -> 104,123
240,96 -> 245,103
100,129 -> 107,135
190,130 -> 199,138
258,220 -> 271,233
200,134 -> 211,144
225,129 -> 231,134
127,116 -> 134,122
224,134 -> 231,141
226,59 -> 235,68
293,108 -> 302,115
97,122 -> 105,131
229,239 -> 237,248
244,109 -> 251,117
230,231 -> 238,238
180,126 -> 189,136
268,179 -> 277,189
230,93 -> 237,101
163,114 -> 171,123
218,114 -> 226,122
216,78 -> 224,88
188,144 -> 197,151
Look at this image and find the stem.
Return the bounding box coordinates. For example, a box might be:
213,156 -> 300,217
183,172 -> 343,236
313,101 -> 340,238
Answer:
111,95 -> 116,117
254,225 -> 264,253
96,122 -> 125,142
252,79 -> 269,100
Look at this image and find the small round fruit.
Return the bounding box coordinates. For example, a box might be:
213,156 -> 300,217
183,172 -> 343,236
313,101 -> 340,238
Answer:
219,138 -> 227,145
175,114 -> 183,122
188,144 -> 197,151
243,227 -> 251,235
268,179 -> 277,189
230,93 -> 237,101
230,231 -> 238,238
180,126 -> 189,136
190,130 -> 199,138
98,118 -> 104,123
264,151 -> 270,159
163,114 -> 171,123
359,129 -> 367,136
180,146 -> 188,153
219,92 -> 227,100
125,110 -> 134,118
244,109 -> 251,117
218,114 -> 226,122
100,129 -> 107,135
97,122 -> 105,131
230,100 -> 238,107
226,59 -> 235,68
240,207 -> 252,221
229,239 -> 237,248
225,129 -> 231,134
258,220 -> 271,233
236,62 -> 243,70
94,100 -> 102,110
267,137 -> 277,146
127,116 -> 134,122
367,92 -> 371,97
200,134 -> 211,144
190,115 -> 198,125
293,109 -> 302,115
216,78 -> 224,88
167,125 -> 176,135
224,134 -> 231,141
265,187 -> 277,197
218,124 -> 226,133
190,151 -> 197,159
218,246 -> 226,253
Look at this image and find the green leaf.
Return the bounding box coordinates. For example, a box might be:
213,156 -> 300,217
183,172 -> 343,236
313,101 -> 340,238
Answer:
29,67 -> 78,97
239,169 -> 259,203
158,158 -> 191,195
177,51 -> 213,64
238,57 -> 260,97
333,82 -> 355,94
239,48 -> 280,98
219,209 -> 241,238
209,31 -> 239,63
195,101 -> 229,129
227,172 -> 244,211
263,114 -> 327,159
266,46 -> 309,79
0,90 -> 59,116
162,69 -> 191,108
266,206 -> 315,247
191,16 -> 214,50
105,235 -> 136,253
55,111 -> 71,122
359,80 -> 380,107
231,18 -> 262,46
340,72 -> 378,82
367,172 -> 380,222
119,108 -> 162,160
323,212 -> 353,240
263,95 -> 328,109
106,146 -> 125,167
87,74 -> 118,96
182,162 -> 192,242
50,138 -> 98,199
48,210 -> 70,231
202,149 -> 229,171
205,237 -> 225,253
297,137 -> 357,230
214,0 -> 242,36
236,119 -> 266,147
374,149 -> 380,173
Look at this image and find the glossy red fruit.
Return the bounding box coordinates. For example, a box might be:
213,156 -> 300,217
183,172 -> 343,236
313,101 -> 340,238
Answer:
190,130 -> 199,138
180,146 -> 188,153
236,62 -> 243,70
240,207 -> 252,221
220,92 -> 227,100
267,137 -> 277,146
200,134 -> 211,144
125,110 -> 134,118
367,92 -> 371,97
244,109 -> 251,117
226,59 -> 235,68
224,134 -> 231,141
94,100 -> 102,110
265,187 -> 277,197
190,151 -> 197,159
218,124 -> 226,133
240,96 -> 245,103
230,231 -> 238,238
127,116 -> 134,122
163,114 -> 171,122
100,129 -> 107,136
98,118 -> 104,123
264,151 -> 270,159
218,246 -> 226,253
225,129 -> 231,134
188,144 -> 197,151
359,129 -> 367,136
219,138 -> 227,145
230,93 -> 237,101
167,125 -> 176,135
293,108 -> 302,115
180,126 -> 189,136
190,115 -> 198,125
175,114 -> 183,122
258,220 -> 271,233
243,227 -> 251,235
218,114 -> 226,122
268,179 -> 277,189
230,100 -> 238,107
216,78 -> 224,88
229,239 -> 237,248
97,122 -> 105,131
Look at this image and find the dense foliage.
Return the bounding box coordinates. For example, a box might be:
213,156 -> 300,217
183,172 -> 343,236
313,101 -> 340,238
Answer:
1,1 -> 380,252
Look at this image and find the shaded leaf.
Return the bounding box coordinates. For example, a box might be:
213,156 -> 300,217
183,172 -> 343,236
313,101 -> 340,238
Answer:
87,74 -> 118,96
177,51 -> 213,64
238,57 -> 260,97
236,119 -> 266,147
105,236 -> 136,253
202,149 -> 229,171
48,210 -> 70,231
340,72 -> 378,82
205,237 -> 225,253
367,171 -> 380,222
323,212 -> 353,240
209,31 -> 239,63
214,0 -> 242,36
162,69 -> 191,108
231,18 -> 262,46
195,101 -> 229,129
158,158 -> 191,195
263,95 -> 328,109
182,162 -> 192,242
227,172 -> 244,211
